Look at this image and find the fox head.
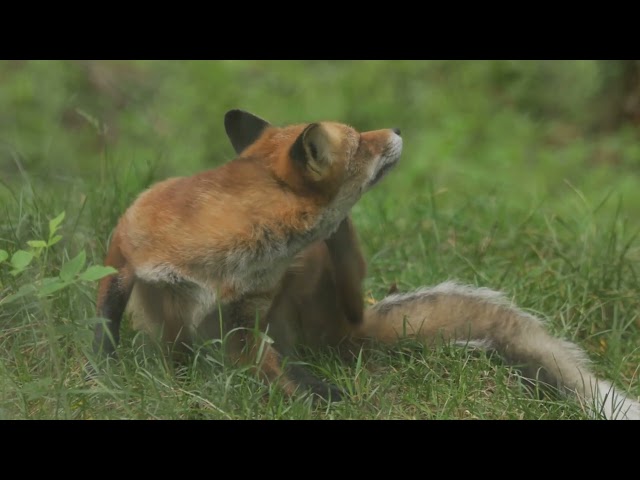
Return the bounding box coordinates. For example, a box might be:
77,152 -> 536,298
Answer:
224,110 -> 403,208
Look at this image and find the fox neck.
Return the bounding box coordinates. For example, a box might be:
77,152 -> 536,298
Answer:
220,190 -> 357,300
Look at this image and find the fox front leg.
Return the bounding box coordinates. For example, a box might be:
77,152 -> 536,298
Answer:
324,216 -> 367,326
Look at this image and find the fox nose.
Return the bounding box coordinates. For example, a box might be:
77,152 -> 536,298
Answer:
392,128 -> 401,136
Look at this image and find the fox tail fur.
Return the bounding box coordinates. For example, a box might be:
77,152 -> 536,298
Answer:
357,281 -> 640,420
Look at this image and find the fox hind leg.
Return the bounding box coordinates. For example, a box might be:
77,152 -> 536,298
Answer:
93,266 -> 134,358
224,297 -> 344,402
226,328 -> 344,402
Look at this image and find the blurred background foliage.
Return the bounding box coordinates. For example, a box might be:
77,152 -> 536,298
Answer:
1,60 -> 639,222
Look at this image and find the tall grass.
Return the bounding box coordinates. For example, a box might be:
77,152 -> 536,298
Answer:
1,60 -> 639,419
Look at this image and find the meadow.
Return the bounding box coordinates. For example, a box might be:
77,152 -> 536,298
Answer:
1,60 -> 639,419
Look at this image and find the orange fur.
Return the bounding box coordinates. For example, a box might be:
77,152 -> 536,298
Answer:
93,109 -> 403,400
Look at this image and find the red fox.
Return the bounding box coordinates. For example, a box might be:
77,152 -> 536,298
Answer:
230,117 -> 640,420
93,109 -> 403,400
96,110 -> 640,419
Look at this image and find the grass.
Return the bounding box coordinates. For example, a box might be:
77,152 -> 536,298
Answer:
1,60 -> 640,419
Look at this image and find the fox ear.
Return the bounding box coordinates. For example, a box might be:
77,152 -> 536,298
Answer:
224,109 -> 271,155
290,123 -> 333,177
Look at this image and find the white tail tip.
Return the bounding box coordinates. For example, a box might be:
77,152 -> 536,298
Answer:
591,381 -> 640,420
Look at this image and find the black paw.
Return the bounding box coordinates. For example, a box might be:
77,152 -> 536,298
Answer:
286,363 -> 345,403
312,382 -> 345,403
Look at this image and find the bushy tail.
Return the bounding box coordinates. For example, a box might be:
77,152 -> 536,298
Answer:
357,281 -> 640,420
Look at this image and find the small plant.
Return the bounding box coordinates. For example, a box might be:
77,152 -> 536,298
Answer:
0,211 -> 116,306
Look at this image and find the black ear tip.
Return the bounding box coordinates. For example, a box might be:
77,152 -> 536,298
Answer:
224,110 -> 272,155
224,110 -> 247,137
224,109 -> 243,124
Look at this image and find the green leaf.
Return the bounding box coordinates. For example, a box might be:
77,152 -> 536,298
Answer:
18,283 -> 37,294
0,250 -> 8,263
47,235 -> 63,247
37,279 -> 70,297
0,283 -> 36,305
27,240 -> 48,249
59,251 -> 86,282
40,276 -> 61,286
79,265 -> 118,282
49,211 -> 65,237
10,250 -> 34,272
